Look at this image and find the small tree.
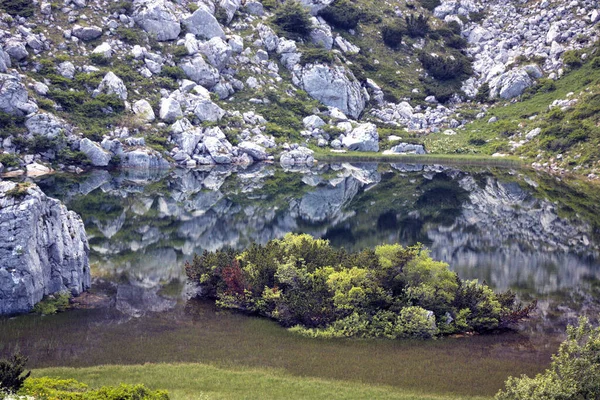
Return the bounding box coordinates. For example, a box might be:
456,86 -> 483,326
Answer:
405,14 -> 430,38
475,82 -> 490,103
382,24 -> 404,49
272,1 -> 313,39
0,352 -> 31,394
496,317 -> 600,400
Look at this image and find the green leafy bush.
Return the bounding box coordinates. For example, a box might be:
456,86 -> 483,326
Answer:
0,152 -> 20,168
32,292 -> 71,315
418,0 -> 440,11
405,14 -> 429,38
300,47 -> 335,65
272,1 -> 313,39
475,82 -> 490,103
160,65 -> 186,80
496,317 -> 600,400
382,24 -> 404,49
20,377 -> 170,400
0,0 -> 34,17
318,0 -> 363,30
419,51 -> 472,81
563,50 -> 582,69
0,352 -> 30,394
116,26 -> 143,44
186,234 -> 532,339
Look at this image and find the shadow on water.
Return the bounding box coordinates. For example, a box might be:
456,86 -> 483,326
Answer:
2,162 -> 600,396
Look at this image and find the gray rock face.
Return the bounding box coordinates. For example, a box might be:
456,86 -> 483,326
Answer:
80,138 -> 112,166
219,0 -> 241,23
192,99 -> 225,122
5,40 -> 28,61
180,55 -> 220,88
490,68 -> 533,99
245,1 -> 264,15
159,97 -> 183,122
133,0 -> 181,41
72,24 -> 103,41
120,149 -> 170,168
280,147 -> 315,167
182,4 -> 225,39
342,123 -> 379,152
97,72 -> 128,100
132,99 -> 156,123
204,134 -> 233,164
388,142 -> 426,155
58,61 -> 75,79
0,74 -> 36,116
0,181 -> 90,315
25,112 -> 69,138
238,141 -> 268,161
200,37 -> 232,71
295,64 -> 366,119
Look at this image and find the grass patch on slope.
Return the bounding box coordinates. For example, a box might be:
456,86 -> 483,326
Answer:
32,363 -> 490,400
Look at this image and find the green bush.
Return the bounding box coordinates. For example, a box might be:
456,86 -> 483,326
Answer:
89,53 -> 110,66
591,56 -> 600,69
382,24 -> 404,49
57,149 -> 91,166
419,51 -> 472,81
0,0 -> 34,17
0,152 -> 20,168
563,50 -> 582,69
0,112 -> 26,138
32,292 -> 71,315
215,5 -> 229,25
474,82 -> 490,103
405,14 -> 429,38
116,26 -> 143,44
160,65 -> 186,80
20,377 -> 170,400
444,34 -> 468,49
0,352 -> 30,394
272,1 -> 313,39
496,317 -> 600,400
318,0 -> 363,30
186,234 -> 532,339
418,0 -> 440,11
300,47 -> 335,65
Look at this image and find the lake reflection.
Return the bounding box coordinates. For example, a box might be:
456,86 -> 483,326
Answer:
36,163 -> 600,325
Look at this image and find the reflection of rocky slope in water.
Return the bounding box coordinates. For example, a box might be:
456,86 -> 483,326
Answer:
426,175 -> 599,294
46,164 -> 376,301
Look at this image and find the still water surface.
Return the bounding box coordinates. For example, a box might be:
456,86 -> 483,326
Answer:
2,162 -> 599,396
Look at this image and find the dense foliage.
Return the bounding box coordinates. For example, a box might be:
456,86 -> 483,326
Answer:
318,0 -> 363,30
272,1 -> 313,39
186,234 -> 532,339
496,317 -> 600,399
19,377 -> 169,400
0,353 -> 30,394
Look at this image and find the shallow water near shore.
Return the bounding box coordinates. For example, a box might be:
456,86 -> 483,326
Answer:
2,162 -> 599,396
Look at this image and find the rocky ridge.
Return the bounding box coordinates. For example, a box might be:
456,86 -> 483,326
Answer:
0,181 -> 90,315
0,0 -> 597,177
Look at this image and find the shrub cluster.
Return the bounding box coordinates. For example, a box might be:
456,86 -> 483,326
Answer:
0,353 -> 30,394
382,24 -> 404,49
419,51 -> 473,81
405,14 -> 430,38
0,0 -> 34,17
272,1 -> 313,39
20,377 -> 170,399
186,234 -> 533,339
318,0 -> 363,30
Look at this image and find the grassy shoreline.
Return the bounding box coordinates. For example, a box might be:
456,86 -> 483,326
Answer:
32,363 -> 491,400
311,150 -> 525,167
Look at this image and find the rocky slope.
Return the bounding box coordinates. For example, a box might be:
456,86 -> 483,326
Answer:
0,0 -> 598,177
0,181 -> 90,315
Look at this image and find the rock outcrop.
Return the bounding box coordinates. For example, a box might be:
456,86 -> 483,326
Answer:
0,181 -> 90,315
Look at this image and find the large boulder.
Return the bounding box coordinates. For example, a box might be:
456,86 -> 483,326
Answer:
72,24 -> 103,41
204,135 -> 233,164
280,147 -> 315,167
80,138 -> 112,166
97,72 -> 128,100
200,37 -> 232,71
0,74 -> 37,116
25,112 -> 69,139
342,123 -> 379,152
182,4 -> 225,39
0,181 -> 90,315
386,142 -> 426,155
4,39 -> 28,61
489,68 -> 533,99
219,0 -> 241,23
180,55 -> 220,88
294,64 -> 366,119
159,97 -> 183,122
132,99 -> 156,123
133,0 -> 181,41
192,99 -> 225,122
120,148 -> 170,168
238,141 -> 268,161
